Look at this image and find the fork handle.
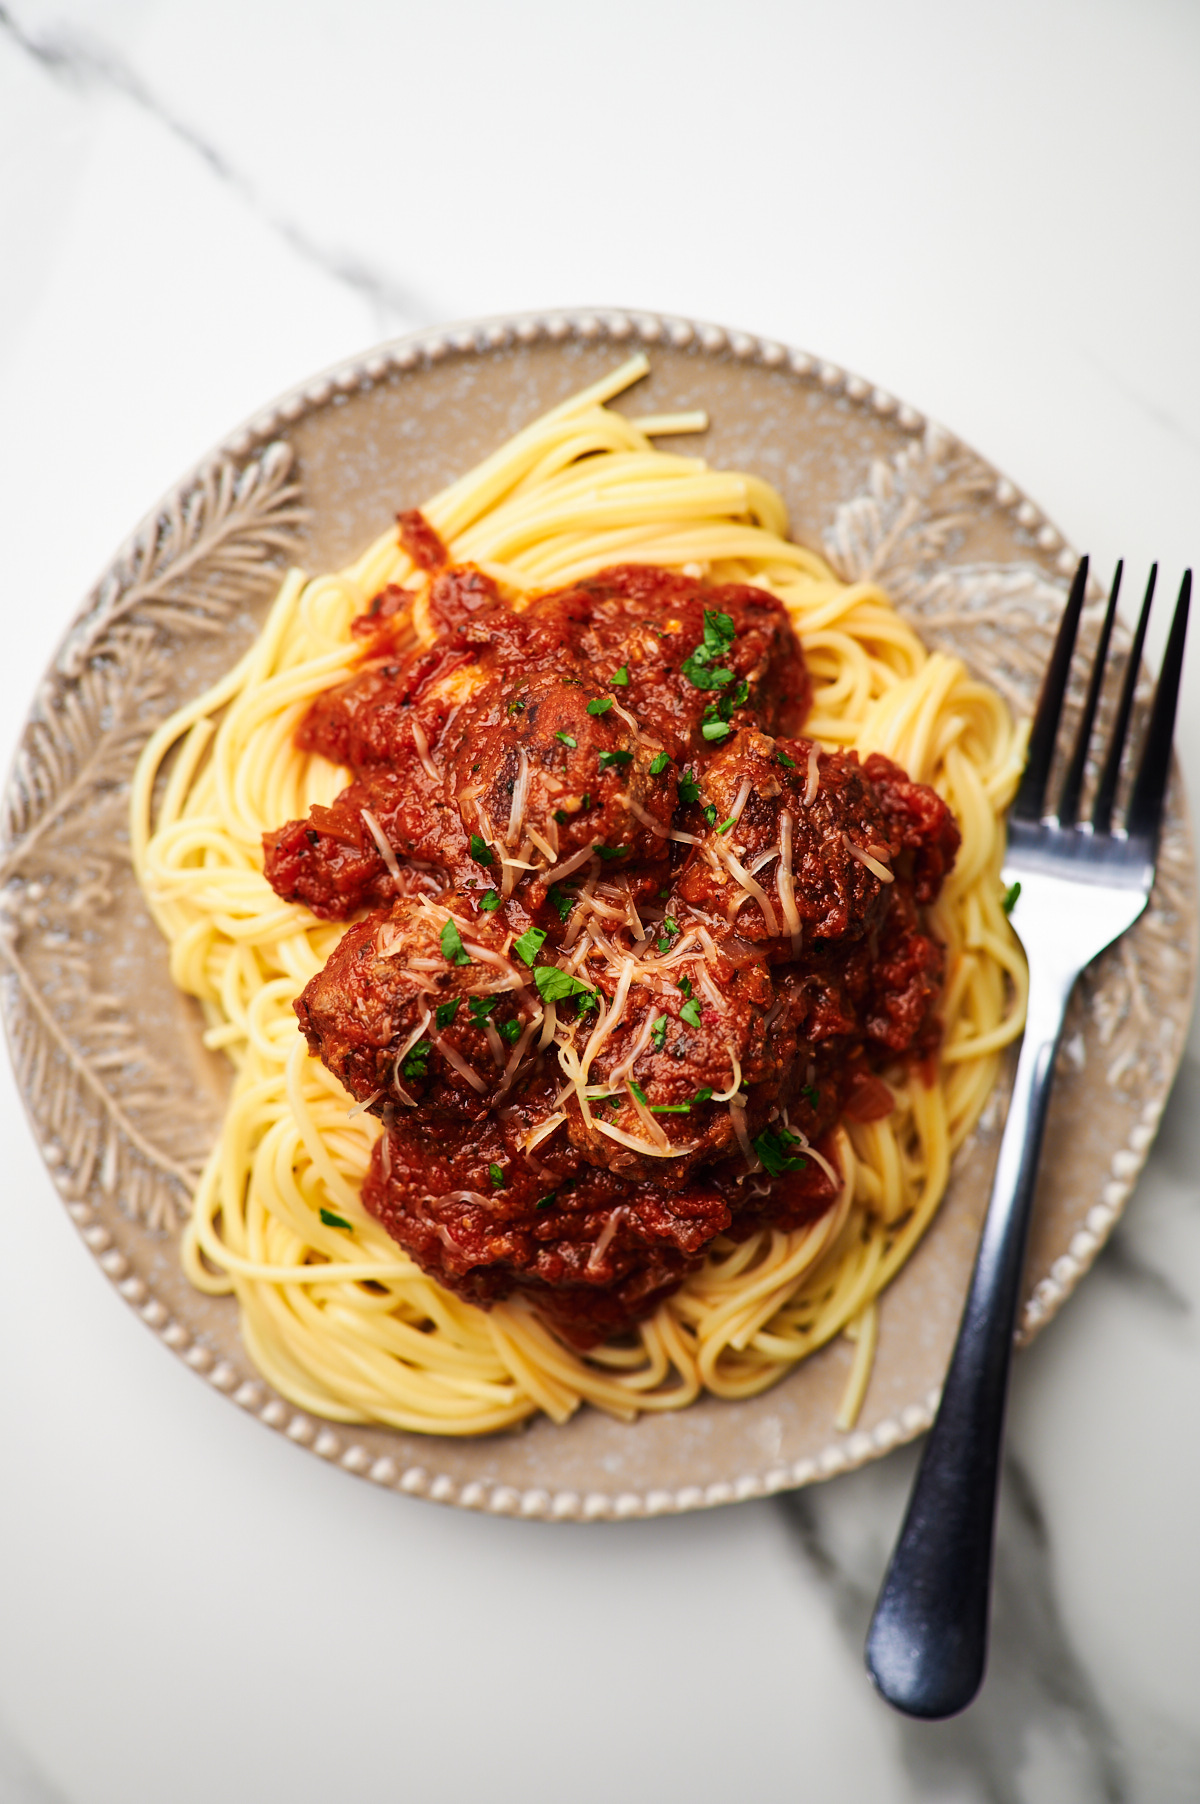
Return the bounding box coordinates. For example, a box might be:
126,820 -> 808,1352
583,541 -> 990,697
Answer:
864,964 -> 1077,1719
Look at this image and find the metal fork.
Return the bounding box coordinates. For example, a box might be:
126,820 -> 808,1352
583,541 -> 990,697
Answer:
865,554 -> 1192,1720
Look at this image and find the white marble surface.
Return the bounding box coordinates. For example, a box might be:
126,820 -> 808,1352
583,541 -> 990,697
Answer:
1,2 -> 1199,1799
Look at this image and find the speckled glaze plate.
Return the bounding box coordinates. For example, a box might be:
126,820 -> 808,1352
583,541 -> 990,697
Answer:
3,311 -> 1194,1520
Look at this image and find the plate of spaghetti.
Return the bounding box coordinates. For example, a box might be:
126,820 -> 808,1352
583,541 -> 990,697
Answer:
6,314 -> 1194,1517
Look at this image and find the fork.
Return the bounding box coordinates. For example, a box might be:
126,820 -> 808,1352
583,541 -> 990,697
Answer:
864,554 -> 1192,1720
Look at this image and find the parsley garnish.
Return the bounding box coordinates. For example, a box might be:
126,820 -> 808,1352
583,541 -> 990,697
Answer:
703,804 -> 718,827
514,926 -> 547,965
650,751 -> 670,776
556,731 -> 577,748
468,995 -> 498,1025
680,998 -> 702,1028
611,665 -> 630,686
716,810 -> 737,835
536,1193 -> 556,1210
402,1040 -> 431,1080
652,1102 -> 691,1114
533,966 -> 596,1005
499,1018 -> 522,1044
657,916 -> 678,953
479,891 -> 502,913
548,885 -> 576,924
507,697 -> 525,716
680,609 -> 736,690
435,999 -> 461,1030
553,808 -> 569,824
587,697 -> 614,716
802,1083 -> 820,1108
693,1086 -> 714,1104
1002,881 -> 1021,915
581,792 -> 592,811
320,1208 -> 353,1230
469,833 -> 493,866
595,844 -> 628,860
678,771 -> 702,806
702,719 -> 733,744
598,749 -> 633,769
651,1014 -> 668,1049
776,750 -> 797,769
753,1127 -> 809,1175
629,1081 -> 649,1106
575,989 -> 599,1014
440,920 -> 471,966
679,976 -> 693,998
489,1162 -> 505,1187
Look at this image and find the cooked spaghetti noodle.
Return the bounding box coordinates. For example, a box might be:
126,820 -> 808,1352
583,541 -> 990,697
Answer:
131,356 -> 1027,1436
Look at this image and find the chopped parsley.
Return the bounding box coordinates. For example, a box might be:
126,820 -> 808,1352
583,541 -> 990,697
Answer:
611,665 -> 630,686
553,808 -> 569,824
716,810 -> 737,835
753,1127 -> 809,1176
536,1193 -> 556,1210
651,1014 -> 668,1049
652,1102 -> 691,1114
401,1040 -> 431,1080
499,1018 -> 522,1044
319,1208 -> 353,1231
435,999 -> 461,1030
469,833 -> 493,866
533,966 -> 596,1005
1002,880 -> 1021,915
703,804 -> 718,828
657,916 -> 678,953
680,609 -> 736,690
507,697 -> 525,717
587,697 -> 614,716
575,988 -> 599,1015
595,844 -> 628,860
514,926 -> 547,965
478,891 -> 502,913
649,751 -> 670,776
700,677 -> 749,746
693,1086 -> 714,1104
679,976 -> 693,998
776,750 -> 797,769
678,771 -> 703,806
802,1083 -> 820,1109
556,731 -> 578,748
548,885 -> 576,924
489,1162 -> 505,1187
597,749 -> 633,769
468,995 -> 498,1025
629,1081 -> 649,1106
440,920 -> 471,966
680,998 -> 702,1028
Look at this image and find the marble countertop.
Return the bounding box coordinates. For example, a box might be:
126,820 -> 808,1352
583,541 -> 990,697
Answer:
1,3 -> 1199,1799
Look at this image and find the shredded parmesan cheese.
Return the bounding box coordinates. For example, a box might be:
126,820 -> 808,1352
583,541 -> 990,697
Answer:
804,742 -> 821,806
777,810 -> 803,953
346,1088 -> 383,1118
622,792 -> 670,837
360,808 -> 403,884
843,832 -> 895,884
506,749 -> 531,847
586,1206 -> 625,1273
717,843 -> 780,936
410,719 -> 440,784
541,842 -> 600,886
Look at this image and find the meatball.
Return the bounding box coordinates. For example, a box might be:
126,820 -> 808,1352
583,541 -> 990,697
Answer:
362,1112 -> 731,1347
523,565 -> 810,756
294,893 -> 540,1118
674,729 -> 899,951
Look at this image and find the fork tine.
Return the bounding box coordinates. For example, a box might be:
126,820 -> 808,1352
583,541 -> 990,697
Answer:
1057,561 -> 1123,826
1011,555 -> 1089,822
1125,570 -> 1192,847
1091,564 -> 1157,834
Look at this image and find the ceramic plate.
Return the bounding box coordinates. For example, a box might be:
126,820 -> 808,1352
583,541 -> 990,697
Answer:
3,311 -> 1194,1520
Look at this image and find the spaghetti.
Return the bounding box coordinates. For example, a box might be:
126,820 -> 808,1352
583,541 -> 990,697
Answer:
131,356 -> 1027,1436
